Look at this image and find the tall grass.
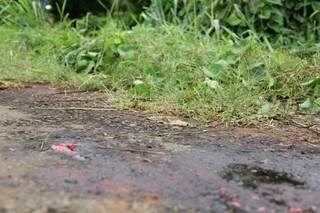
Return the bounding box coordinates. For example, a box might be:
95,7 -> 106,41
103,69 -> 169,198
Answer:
1,0 -> 319,45
143,0 -> 320,45
0,0 -> 319,124
0,0 -> 47,27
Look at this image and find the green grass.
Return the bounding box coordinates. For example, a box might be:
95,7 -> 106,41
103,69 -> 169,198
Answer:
0,0 -> 319,125
0,21 -> 319,125
0,26 -> 108,89
0,27 -> 74,85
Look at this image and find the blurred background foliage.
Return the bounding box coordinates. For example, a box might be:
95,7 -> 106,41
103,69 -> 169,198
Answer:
1,0 -> 319,45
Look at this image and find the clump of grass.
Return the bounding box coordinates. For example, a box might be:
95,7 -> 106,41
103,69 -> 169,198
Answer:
0,0 -> 319,125
1,21 -> 319,124
0,26 -> 103,89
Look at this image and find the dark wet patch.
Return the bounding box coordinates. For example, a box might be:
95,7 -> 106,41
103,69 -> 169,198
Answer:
221,164 -> 305,189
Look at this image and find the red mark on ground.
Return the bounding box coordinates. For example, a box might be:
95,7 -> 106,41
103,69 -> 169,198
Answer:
232,197 -> 241,208
258,207 -> 266,212
144,194 -> 161,205
51,144 -> 77,155
289,207 -> 305,213
66,144 -> 77,151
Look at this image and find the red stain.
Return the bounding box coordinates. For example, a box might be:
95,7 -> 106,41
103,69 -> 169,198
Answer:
232,197 -> 241,208
289,207 -> 305,213
51,144 -> 77,155
144,194 -> 161,205
67,144 -> 77,151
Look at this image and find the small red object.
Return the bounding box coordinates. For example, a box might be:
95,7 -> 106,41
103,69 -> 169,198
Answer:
51,143 -> 77,155
67,144 -> 77,151
289,208 -> 304,213
232,197 -> 241,208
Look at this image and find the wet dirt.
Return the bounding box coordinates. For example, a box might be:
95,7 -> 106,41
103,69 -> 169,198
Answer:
221,164 -> 305,190
0,85 -> 319,213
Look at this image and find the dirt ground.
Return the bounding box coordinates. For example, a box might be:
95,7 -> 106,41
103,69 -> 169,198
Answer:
0,84 -> 319,213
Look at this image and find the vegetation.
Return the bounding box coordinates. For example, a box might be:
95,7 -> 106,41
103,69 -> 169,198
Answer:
0,0 -> 319,124
145,0 -> 320,44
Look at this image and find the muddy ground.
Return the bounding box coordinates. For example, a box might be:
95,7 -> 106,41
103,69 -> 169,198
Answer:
0,84 -> 319,213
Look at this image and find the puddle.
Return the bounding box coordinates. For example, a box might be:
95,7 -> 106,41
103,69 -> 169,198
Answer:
221,164 -> 305,189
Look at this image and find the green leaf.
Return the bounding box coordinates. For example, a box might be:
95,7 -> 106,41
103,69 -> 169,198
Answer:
312,2 -> 320,12
267,21 -> 281,32
226,12 -> 242,26
266,0 -> 282,6
87,51 -> 99,58
300,98 -> 320,113
268,75 -> 275,88
117,45 -> 135,59
271,9 -> 284,25
204,78 -> 221,90
258,9 -> 271,19
301,77 -> 320,87
104,37 -> 122,49
133,83 -> 154,98
203,61 -> 226,81
76,59 -> 88,70
300,98 -> 312,109
133,80 -> 144,86
248,63 -> 266,79
258,103 -> 273,116
293,13 -> 304,23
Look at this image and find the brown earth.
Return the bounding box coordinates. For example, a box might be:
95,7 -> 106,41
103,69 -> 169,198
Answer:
0,84 -> 319,213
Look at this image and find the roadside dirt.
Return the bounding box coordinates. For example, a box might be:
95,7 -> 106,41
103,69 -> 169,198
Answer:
0,84 -> 319,213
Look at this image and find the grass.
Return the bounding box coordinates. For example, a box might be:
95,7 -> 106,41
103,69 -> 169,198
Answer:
0,22 -> 319,125
0,0 -> 319,125
0,27 -> 74,85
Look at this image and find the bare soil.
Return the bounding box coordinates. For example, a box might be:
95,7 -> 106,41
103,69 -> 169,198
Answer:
0,84 -> 319,213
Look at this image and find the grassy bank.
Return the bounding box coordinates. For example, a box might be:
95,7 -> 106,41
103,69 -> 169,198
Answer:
1,22 -> 319,125
0,0 -> 320,125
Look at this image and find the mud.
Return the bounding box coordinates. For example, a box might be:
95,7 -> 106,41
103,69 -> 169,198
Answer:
221,164 -> 305,190
0,85 -> 319,213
